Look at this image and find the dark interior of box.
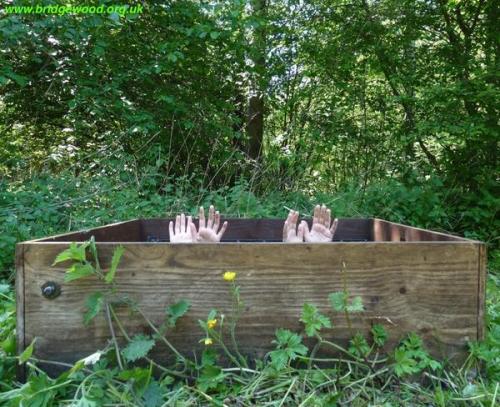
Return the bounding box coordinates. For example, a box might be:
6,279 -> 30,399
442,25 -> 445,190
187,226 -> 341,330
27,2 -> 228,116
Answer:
37,218 -> 465,243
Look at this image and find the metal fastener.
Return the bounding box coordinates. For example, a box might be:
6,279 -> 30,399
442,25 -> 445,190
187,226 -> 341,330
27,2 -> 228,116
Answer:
41,281 -> 61,299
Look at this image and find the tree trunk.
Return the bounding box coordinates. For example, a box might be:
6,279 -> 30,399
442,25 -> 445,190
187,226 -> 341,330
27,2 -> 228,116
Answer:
246,0 -> 266,160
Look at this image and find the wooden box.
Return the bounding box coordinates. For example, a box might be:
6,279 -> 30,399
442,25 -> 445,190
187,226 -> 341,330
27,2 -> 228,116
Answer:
16,218 -> 486,374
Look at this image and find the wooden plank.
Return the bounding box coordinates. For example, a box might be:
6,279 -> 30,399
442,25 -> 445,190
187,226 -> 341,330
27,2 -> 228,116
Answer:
477,243 -> 487,340
141,218 -> 372,242
30,219 -> 142,243
15,243 -> 26,381
373,219 -> 470,242
22,241 -> 480,374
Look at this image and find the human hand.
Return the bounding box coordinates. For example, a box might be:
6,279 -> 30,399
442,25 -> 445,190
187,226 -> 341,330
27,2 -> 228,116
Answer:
303,204 -> 338,243
196,205 -> 228,242
169,213 -> 197,243
283,210 -> 307,243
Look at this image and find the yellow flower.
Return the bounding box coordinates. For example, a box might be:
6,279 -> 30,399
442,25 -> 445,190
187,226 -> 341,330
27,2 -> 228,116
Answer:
204,338 -> 213,346
207,319 -> 217,329
223,271 -> 236,282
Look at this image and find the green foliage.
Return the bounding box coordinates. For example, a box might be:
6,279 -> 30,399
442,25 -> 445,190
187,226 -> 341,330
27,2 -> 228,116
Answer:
121,335 -> 155,363
53,242 -> 89,265
329,291 -> 364,313
371,324 -> 388,347
18,338 -> 35,364
393,333 -> 442,377
83,292 -> 104,325
300,303 -> 331,337
269,329 -> 308,370
166,300 -> 191,328
105,245 -> 125,284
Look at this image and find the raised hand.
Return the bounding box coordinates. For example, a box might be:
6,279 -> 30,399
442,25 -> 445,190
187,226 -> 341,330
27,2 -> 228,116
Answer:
169,213 -> 197,243
196,205 -> 228,242
283,210 -> 307,243
303,204 -> 338,243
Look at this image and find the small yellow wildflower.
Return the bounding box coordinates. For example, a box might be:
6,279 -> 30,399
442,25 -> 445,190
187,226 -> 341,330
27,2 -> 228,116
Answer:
223,271 -> 237,282
204,338 -> 213,346
207,319 -> 217,329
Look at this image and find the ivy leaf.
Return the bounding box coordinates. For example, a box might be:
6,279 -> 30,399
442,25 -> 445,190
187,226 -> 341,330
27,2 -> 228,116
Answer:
105,245 -> 125,283
19,338 -> 36,364
53,242 -> 88,265
122,334 -> 155,362
300,303 -> 332,337
83,292 -> 104,325
65,263 -> 95,282
166,300 -> 190,327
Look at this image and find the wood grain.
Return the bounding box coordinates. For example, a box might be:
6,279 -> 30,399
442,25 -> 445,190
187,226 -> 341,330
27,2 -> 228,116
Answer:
20,241 -> 482,374
15,243 -> 26,381
477,243 -> 487,340
32,219 -> 142,242
373,219 -> 468,242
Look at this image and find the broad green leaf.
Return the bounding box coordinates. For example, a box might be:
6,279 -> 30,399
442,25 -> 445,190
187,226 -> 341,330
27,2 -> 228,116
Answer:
53,242 -> 88,265
269,349 -> 289,370
83,292 -> 104,325
19,338 -> 36,364
105,245 -> 125,283
65,263 -> 95,282
329,292 -> 346,312
300,303 -> 331,337
371,324 -> 388,347
122,335 -> 155,362
347,296 -> 364,313
166,300 -> 191,327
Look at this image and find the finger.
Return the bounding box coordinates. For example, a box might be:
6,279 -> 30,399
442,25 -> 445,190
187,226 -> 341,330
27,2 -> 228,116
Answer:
325,208 -> 331,228
283,220 -> 289,241
189,222 -> 198,242
292,210 -> 299,227
286,210 -> 294,225
199,206 -> 206,228
302,220 -> 310,242
187,215 -> 193,233
180,213 -> 186,232
208,205 -> 215,228
298,222 -> 305,241
321,204 -> 327,225
217,221 -> 228,240
169,221 -> 174,238
214,211 -> 220,232
330,218 -> 339,236
313,205 -> 320,225
175,215 -> 181,233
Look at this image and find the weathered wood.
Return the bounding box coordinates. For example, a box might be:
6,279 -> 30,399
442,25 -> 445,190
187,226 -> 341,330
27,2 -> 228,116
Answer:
15,243 -> 26,381
373,219 -> 467,242
477,243 -> 487,340
33,219 -> 142,242
19,239 -> 483,375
